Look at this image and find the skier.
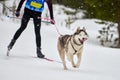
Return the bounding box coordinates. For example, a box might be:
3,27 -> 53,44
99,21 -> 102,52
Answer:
7,0 -> 54,58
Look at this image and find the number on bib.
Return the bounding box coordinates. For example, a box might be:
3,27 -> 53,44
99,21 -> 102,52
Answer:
30,1 -> 42,8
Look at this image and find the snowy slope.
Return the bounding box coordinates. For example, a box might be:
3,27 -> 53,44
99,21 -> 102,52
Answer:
0,4 -> 120,80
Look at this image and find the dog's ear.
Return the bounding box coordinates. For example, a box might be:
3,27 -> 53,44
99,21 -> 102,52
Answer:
76,27 -> 80,32
74,27 -> 80,35
83,27 -> 86,31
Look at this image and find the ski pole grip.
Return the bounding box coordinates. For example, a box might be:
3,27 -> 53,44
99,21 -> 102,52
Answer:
50,19 -> 55,25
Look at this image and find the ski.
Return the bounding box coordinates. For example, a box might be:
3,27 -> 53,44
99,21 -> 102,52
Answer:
43,57 -> 62,63
7,16 -> 51,24
6,50 -> 62,64
44,57 -> 54,61
6,48 -> 10,56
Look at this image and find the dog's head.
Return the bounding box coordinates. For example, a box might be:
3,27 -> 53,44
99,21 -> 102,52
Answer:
74,27 -> 88,44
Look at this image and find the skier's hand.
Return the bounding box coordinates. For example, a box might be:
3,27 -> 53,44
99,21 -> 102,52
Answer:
51,19 -> 55,24
15,11 -> 20,17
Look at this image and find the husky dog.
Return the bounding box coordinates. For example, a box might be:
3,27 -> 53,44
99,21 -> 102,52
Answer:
57,27 -> 88,70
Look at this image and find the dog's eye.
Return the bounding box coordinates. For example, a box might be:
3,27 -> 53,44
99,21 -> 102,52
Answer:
79,34 -> 82,36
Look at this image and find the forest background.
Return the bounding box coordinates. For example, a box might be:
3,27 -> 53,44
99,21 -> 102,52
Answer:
0,0 -> 120,47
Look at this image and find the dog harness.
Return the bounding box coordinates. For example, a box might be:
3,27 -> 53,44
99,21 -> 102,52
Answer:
70,36 -> 83,55
61,35 -> 83,55
25,0 -> 45,12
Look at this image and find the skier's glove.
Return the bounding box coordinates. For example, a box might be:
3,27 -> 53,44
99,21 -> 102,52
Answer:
51,19 -> 55,24
15,11 -> 20,17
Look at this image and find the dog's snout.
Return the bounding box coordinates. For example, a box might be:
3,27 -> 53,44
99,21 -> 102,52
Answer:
83,38 -> 87,41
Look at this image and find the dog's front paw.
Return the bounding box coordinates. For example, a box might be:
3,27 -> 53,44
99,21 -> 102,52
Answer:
75,65 -> 80,68
73,65 -> 77,68
64,67 -> 68,70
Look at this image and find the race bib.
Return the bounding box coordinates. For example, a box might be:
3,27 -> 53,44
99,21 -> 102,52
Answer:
30,1 -> 42,8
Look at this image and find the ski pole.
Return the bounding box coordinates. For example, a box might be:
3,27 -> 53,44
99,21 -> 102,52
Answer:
7,16 -> 51,24
7,15 -> 62,36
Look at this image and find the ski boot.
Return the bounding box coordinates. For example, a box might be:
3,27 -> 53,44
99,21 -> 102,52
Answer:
7,39 -> 16,56
37,47 -> 45,58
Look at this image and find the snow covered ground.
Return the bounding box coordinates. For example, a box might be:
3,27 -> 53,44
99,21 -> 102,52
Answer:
0,4 -> 120,80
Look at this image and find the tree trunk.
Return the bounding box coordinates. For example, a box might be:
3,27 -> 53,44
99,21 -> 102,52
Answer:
117,1 -> 120,47
118,20 -> 120,47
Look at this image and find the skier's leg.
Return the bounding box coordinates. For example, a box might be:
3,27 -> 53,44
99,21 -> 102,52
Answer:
8,12 -> 30,50
33,14 -> 45,58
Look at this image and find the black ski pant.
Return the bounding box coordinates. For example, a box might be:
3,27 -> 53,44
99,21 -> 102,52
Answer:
12,8 -> 42,48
